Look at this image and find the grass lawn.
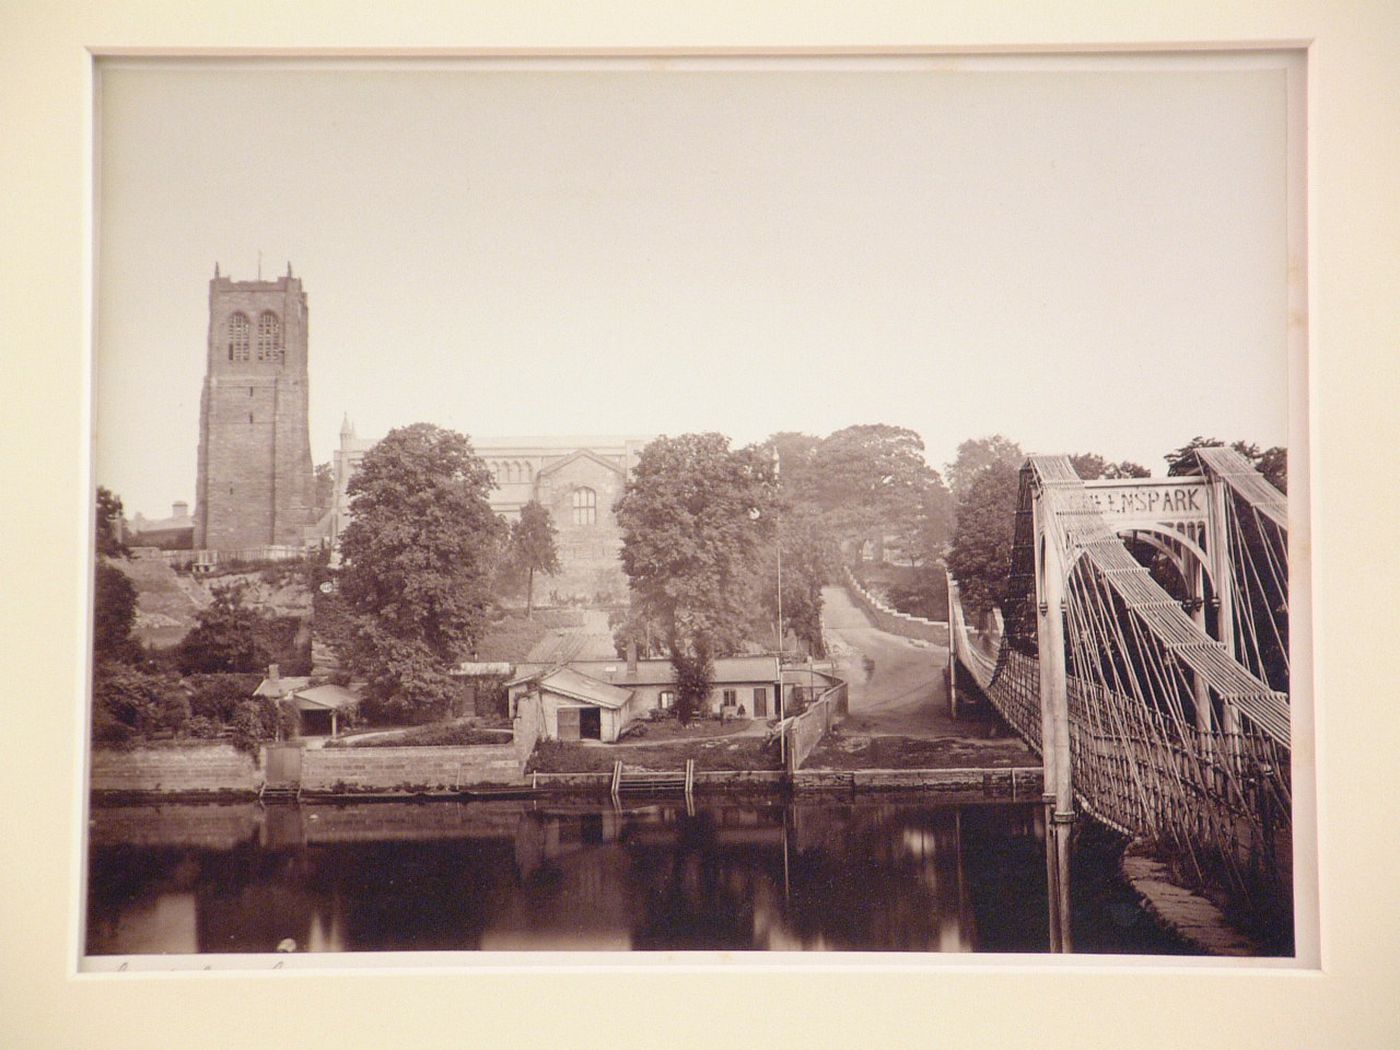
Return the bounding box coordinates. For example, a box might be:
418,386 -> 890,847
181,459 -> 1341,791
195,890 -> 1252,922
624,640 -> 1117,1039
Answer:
804,732 -> 1038,770
621,718 -> 762,743
529,736 -> 780,774
325,721 -> 513,748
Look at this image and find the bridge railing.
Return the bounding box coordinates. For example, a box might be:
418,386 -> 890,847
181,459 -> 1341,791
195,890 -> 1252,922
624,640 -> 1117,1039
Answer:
948,582 -> 1291,892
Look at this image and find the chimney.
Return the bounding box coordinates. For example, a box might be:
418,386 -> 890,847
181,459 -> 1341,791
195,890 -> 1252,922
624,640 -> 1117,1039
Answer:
627,639 -> 638,674
172,500 -> 189,520
268,663 -> 280,687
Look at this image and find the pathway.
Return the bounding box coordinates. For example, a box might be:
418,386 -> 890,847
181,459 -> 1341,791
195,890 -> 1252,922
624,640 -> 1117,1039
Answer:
820,584 -> 959,739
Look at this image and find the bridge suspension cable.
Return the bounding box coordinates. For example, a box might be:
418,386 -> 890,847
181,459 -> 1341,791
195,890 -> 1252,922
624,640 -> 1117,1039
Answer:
948,453 -> 1292,898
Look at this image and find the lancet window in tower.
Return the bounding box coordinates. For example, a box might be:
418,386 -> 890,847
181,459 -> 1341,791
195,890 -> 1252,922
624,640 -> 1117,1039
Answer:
257,311 -> 284,362
227,312 -> 250,361
572,487 -> 597,525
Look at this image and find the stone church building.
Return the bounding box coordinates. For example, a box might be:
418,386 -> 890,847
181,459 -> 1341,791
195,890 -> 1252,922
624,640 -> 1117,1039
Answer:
193,265 -> 321,554
332,424 -> 650,602
191,266 -> 648,600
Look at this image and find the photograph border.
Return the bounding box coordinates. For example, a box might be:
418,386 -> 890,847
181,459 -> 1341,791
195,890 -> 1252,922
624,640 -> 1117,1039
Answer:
4,2 -> 1398,1048
76,46 -> 1317,977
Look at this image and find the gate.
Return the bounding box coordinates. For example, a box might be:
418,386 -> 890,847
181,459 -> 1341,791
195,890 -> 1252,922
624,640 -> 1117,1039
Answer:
264,744 -> 303,792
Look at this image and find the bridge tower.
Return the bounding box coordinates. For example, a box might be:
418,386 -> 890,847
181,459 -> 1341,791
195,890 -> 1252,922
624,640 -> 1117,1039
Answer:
193,263 -> 316,552
1029,465 -> 1244,951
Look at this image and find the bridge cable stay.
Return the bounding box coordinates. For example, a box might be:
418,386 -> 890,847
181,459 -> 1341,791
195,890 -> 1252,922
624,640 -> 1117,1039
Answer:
1183,447 -> 1290,693
949,454 -> 1291,898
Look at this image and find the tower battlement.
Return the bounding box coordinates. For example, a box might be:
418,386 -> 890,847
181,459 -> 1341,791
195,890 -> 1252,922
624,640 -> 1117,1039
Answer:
193,265 -> 316,551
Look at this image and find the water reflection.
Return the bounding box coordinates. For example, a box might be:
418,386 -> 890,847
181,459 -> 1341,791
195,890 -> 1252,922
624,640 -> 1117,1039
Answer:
86,798 -> 1174,955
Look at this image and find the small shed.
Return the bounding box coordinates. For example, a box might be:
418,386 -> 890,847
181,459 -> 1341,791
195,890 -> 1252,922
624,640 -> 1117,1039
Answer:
507,666 -> 638,743
254,665 -> 360,738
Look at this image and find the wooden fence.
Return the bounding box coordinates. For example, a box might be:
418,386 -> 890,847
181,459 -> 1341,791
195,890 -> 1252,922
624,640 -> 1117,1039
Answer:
783,676 -> 849,773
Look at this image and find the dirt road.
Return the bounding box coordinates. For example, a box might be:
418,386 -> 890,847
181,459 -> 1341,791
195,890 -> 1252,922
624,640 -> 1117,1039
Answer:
820,585 -> 961,738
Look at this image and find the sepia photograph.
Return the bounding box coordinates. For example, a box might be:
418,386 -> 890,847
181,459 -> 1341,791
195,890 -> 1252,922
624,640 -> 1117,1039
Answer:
81,51 -> 1312,967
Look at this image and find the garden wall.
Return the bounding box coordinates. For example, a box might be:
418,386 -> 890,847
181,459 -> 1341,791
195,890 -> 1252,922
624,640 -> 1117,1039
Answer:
89,744 -> 258,796
844,569 -> 949,646
299,744 -> 520,793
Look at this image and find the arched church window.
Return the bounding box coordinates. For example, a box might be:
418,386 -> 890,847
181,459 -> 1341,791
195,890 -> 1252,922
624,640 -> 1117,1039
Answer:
257,311 -> 283,362
572,487 -> 597,526
227,312 -> 250,361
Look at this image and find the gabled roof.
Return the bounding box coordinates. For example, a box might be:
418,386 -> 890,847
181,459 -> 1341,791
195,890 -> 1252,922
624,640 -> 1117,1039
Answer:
536,448 -> 626,480
254,675 -> 313,699
290,684 -> 361,711
508,655 -> 780,689
532,666 -> 635,709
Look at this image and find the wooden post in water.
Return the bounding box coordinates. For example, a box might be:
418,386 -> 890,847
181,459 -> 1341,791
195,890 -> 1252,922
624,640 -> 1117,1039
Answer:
946,576 -> 960,719
1034,488 -> 1074,953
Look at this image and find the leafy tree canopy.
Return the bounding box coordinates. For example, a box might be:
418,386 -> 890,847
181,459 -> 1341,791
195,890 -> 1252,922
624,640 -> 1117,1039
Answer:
505,500 -> 561,619
1165,436 -> 1287,493
617,433 -> 776,720
178,582 -> 274,674
945,435 -> 1025,502
945,459 -> 1023,622
313,461 -> 335,518
1068,452 -> 1151,480
336,423 -> 505,720
96,486 -> 127,558
94,561 -> 141,664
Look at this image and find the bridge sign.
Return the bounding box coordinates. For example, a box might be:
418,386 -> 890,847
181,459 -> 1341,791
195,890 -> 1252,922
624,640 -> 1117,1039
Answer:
1082,479 -> 1209,529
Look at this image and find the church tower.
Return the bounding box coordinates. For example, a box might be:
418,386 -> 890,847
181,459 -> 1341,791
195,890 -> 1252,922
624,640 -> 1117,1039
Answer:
194,263 -> 316,551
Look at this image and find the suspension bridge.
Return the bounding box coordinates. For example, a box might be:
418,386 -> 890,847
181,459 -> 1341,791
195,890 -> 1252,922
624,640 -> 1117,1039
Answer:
947,447 -> 1292,951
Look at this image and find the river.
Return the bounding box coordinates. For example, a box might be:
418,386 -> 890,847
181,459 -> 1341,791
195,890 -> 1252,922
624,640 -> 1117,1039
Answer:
85,798 -> 1189,956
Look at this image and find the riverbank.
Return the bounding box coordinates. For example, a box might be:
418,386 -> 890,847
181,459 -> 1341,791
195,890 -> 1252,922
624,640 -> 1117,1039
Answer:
1118,840 -> 1287,957
88,742 -> 1044,803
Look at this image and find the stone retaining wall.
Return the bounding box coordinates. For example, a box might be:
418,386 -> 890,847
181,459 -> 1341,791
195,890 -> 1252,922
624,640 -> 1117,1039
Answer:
89,744 -> 258,795
844,570 -> 950,646
793,766 -> 1043,797
300,744 -> 520,793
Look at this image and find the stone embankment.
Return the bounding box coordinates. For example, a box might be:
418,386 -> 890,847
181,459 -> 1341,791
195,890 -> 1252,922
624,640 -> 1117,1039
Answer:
90,742 -> 522,798
1119,840 -> 1267,956
90,744 -> 1040,802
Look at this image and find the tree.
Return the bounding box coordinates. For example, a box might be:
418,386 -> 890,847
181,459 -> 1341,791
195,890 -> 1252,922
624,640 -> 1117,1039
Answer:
96,486 -> 128,558
91,663 -> 189,743
505,501 -> 561,619
92,485 -> 141,665
93,561 -> 141,663
945,435 -> 1025,502
616,433 -> 776,722
945,459 -> 1022,622
1068,453 -> 1151,480
1256,446 -> 1287,494
335,423 -> 505,721
178,583 -> 274,674
757,504 -> 834,657
808,424 -> 953,562
313,461 -> 336,518
1165,436 -> 1286,492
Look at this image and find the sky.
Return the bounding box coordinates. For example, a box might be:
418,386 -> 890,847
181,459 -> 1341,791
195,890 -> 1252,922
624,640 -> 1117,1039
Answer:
94,55 -> 1296,520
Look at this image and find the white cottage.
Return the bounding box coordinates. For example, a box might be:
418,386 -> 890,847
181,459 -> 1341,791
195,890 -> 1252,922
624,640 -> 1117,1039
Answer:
507,665 -> 643,743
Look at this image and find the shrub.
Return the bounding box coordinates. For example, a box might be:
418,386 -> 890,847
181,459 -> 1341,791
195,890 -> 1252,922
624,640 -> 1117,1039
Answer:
91,661 -> 187,741
186,715 -> 224,739
228,697 -> 285,753
187,673 -> 261,722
